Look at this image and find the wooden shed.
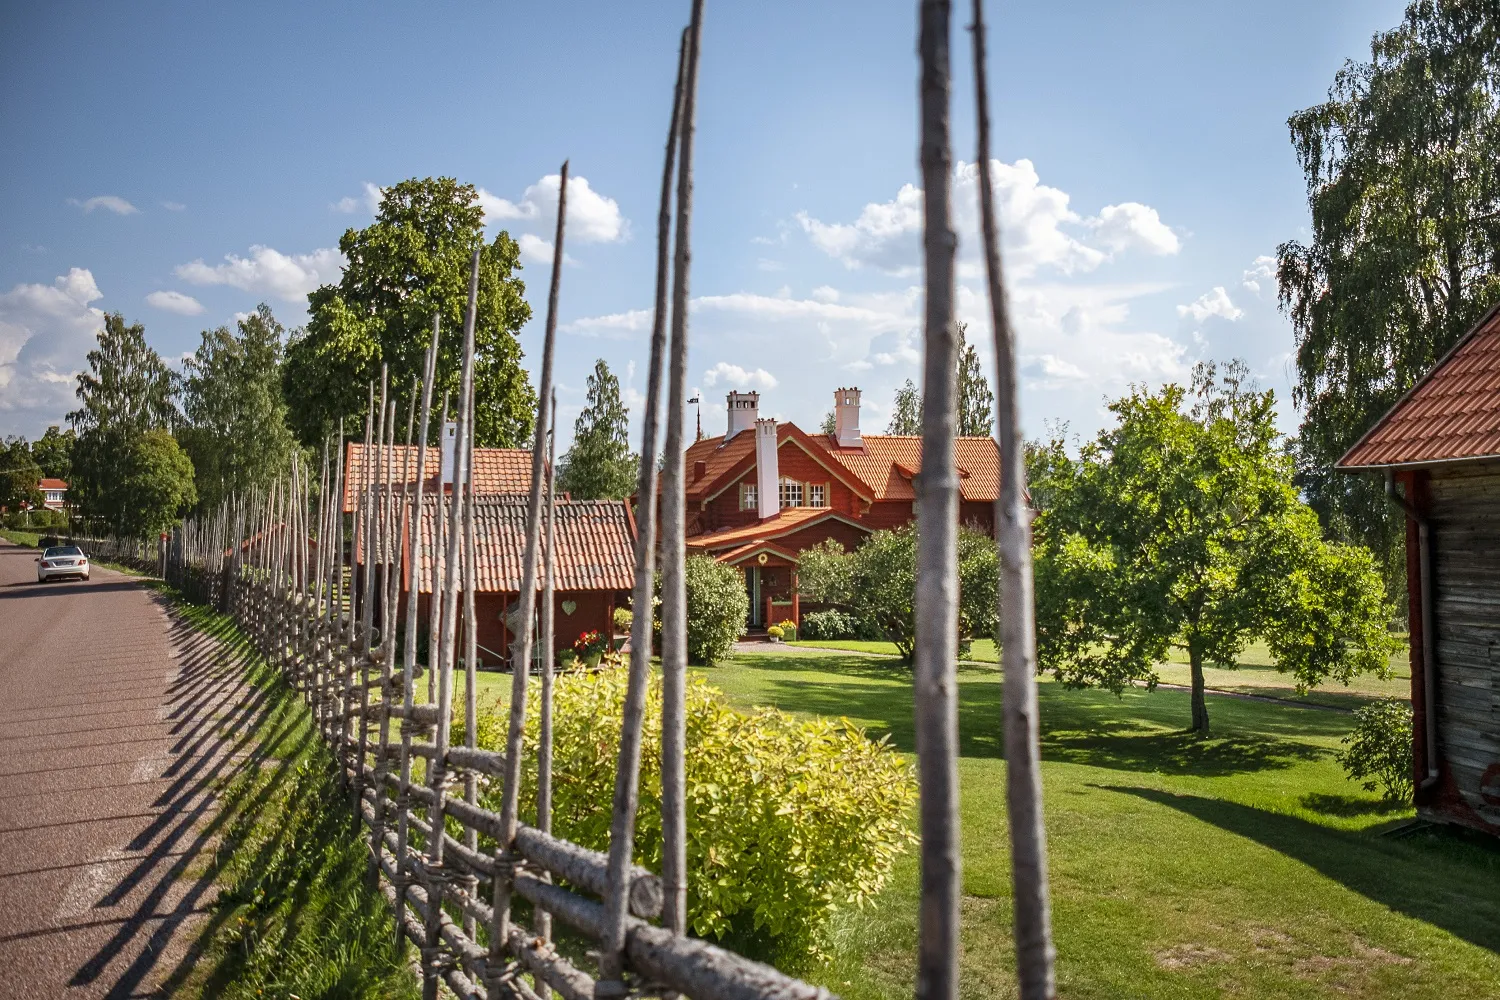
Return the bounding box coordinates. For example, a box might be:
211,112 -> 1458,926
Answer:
1338,306 -> 1500,835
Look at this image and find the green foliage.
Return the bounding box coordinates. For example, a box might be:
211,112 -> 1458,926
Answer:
820,410 -> 837,435
557,358 -> 638,500
116,429 -> 197,536
475,667 -> 917,970
1032,360 -> 1397,731
884,323 -> 993,436
1337,697 -> 1414,803
774,619 -> 798,641
284,177 -> 535,447
798,526 -> 997,663
4,507 -> 67,531
29,425 -> 74,480
0,435 -> 43,511
799,608 -> 859,641
179,305 -> 298,514
684,553 -> 748,665
612,606 -> 633,633
68,312 -> 180,530
768,625 -> 785,640
1279,2 -> 1500,591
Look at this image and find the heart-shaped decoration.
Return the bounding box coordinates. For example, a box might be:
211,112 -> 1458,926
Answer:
561,600 -> 578,615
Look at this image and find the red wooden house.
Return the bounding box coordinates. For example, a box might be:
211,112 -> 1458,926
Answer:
676,388 -> 1000,627
1337,305 -> 1500,835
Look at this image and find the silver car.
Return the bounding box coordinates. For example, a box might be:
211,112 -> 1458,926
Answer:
36,545 -> 90,583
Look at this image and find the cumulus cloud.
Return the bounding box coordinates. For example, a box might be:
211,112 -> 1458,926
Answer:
796,159 -> 1177,279
564,308 -> 653,338
479,174 -> 627,244
68,195 -> 139,215
1176,286 -> 1243,322
332,182 -> 383,214
175,245 -> 344,302
0,268 -> 106,435
1242,254 -> 1276,294
810,285 -> 840,303
145,290 -> 204,316
517,233 -> 578,267
161,200 -> 186,212
702,361 -> 777,389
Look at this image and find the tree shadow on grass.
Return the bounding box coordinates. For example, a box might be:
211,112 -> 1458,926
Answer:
1042,726 -> 1327,777
1100,785 -> 1500,956
1299,792 -> 1411,818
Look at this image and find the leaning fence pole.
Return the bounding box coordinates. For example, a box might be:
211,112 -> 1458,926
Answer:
535,388 -> 560,983
916,2 -> 962,998
490,163 -> 567,991
460,374 -> 480,939
428,390 -> 451,704
971,2 -> 1056,995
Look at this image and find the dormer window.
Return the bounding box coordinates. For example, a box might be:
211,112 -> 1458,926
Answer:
740,482 -> 758,510
779,478 -> 803,508
808,483 -> 826,508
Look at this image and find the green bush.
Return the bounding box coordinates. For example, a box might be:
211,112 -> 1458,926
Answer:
475,667 -> 917,970
684,554 -> 747,665
767,625 -> 785,641
1336,697 -> 1413,802
800,609 -> 858,641
612,606 -> 633,634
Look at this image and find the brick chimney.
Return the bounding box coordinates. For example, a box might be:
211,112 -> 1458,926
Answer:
755,418 -> 779,519
833,386 -> 862,448
725,390 -> 759,440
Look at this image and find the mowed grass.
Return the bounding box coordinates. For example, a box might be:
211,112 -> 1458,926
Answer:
692,651 -> 1500,1000
788,637 -> 1412,710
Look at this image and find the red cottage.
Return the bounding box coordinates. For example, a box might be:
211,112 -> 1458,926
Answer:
1337,305 -> 1500,835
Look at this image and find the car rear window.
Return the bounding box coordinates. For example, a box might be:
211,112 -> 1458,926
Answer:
44,546 -> 83,558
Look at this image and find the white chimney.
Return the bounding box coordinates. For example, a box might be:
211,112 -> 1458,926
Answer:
833,386 -> 862,447
441,420 -> 458,484
725,390 -> 760,439
755,418 -> 779,519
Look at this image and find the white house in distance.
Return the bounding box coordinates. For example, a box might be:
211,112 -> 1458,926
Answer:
38,478 -> 68,510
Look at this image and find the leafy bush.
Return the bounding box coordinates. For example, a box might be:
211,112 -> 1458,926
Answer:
799,608 -> 858,641
684,554 -> 747,665
1336,697 -> 1413,802
767,625 -> 785,641
612,606 -> 633,633
475,667 -> 916,970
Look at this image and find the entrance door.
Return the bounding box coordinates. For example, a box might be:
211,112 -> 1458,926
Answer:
746,566 -> 761,627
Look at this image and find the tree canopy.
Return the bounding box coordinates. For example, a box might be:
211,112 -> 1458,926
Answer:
180,304 -> 298,513
557,359 -> 637,500
284,176 -> 536,447
1278,0 -> 1500,585
884,322 -> 993,436
116,429 -> 197,537
0,436 -> 42,512
30,426 -> 74,481
1032,361 -> 1396,732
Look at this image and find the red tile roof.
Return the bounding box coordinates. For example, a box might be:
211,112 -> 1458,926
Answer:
37,478 -> 68,490
684,508 -> 869,552
407,496 -> 635,594
344,442 -> 538,511
1338,306 -> 1500,468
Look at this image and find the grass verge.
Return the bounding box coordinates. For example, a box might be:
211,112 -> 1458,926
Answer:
159,593 -> 419,1000
695,651 -> 1500,1000
0,528 -> 41,547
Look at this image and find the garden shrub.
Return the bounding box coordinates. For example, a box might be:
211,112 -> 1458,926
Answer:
799,609 -> 858,641
1336,697 -> 1413,802
684,554 -> 747,665
612,606 -> 633,634
767,625 -> 784,641
474,667 -> 917,970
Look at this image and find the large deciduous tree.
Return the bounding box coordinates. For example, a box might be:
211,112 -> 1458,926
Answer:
30,426 -> 75,481
884,323 -> 993,436
284,177 -> 536,447
1033,361 -> 1396,732
557,359 -> 637,500
116,429 -> 197,536
0,436 -> 43,512
1278,1 -> 1500,588
180,304 -> 298,513
68,313 -> 180,532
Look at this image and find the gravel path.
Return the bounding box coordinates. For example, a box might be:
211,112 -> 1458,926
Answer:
0,541 -> 258,998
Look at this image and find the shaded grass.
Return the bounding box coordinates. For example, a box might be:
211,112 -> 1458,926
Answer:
160,596 -> 419,1000
693,651 -> 1500,1000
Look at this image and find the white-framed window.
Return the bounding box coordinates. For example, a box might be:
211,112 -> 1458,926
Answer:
740,482 -> 757,510
779,478 -> 803,508
807,483 -> 826,508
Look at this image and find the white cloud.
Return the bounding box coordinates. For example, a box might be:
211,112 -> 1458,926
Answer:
702,361 -> 777,389
175,245 -> 345,302
564,308 -> 653,338
1176,286 -> 1243,322
145,290 -> 205,315
1091,202 -> 1180,256
797,182 -> 924,276
479,174 -> 627,244
331,196 -> 359,213
332,182 -> 383,214
161,200 -> 186,212
517,233 -> 578,267
0,268 -> 106,435
810,285 -> 840,303
68,195 -> 139,215
1241,254 -> 1276,294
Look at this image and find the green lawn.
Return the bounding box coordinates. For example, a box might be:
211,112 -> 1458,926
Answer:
0,528 -> 41,547
788,637 -> 1412,709
691,651 -> 1500,1000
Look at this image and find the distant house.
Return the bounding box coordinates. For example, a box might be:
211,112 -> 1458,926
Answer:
1337,305 -> 1500,835
664,388 -> 1001,628
38,478 -> 68,510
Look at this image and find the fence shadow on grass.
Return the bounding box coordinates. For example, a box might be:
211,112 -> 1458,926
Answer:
1101,785 -> 1500,956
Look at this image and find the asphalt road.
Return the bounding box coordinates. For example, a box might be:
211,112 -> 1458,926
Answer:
0,541 -> 254,998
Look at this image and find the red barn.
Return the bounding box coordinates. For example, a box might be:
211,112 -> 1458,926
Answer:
1337,305 -> 1500,835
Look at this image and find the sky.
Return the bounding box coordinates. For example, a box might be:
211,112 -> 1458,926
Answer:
0,0 -> 1411,451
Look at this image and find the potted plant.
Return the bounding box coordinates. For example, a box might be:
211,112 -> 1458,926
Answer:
573,629 -> 609,668
767,625 -> 785,643
775,619 -> 798,642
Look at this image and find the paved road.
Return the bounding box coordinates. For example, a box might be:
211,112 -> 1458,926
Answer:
0,541 -> 254,998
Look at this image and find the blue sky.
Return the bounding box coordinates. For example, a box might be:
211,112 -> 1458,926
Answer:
0,0 -> 1409,448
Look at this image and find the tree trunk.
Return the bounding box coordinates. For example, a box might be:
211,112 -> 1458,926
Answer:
1189,647 -> 1209,734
